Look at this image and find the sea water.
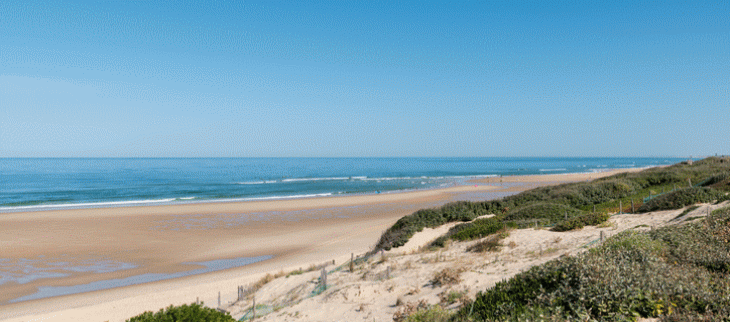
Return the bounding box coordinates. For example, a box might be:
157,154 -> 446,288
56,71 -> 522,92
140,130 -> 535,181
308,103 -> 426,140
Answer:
0,157 -> 684,212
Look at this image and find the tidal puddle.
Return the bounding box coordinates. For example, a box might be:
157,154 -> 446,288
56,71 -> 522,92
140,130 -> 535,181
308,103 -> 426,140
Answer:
0,257 -> 137,285
7,255 -> 273,303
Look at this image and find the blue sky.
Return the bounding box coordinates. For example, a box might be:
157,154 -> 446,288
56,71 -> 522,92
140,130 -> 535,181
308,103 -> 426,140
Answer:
1,1 -> 728,157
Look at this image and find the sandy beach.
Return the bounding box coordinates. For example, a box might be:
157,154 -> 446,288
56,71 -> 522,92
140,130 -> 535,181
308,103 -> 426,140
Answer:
0,169 -> 642,322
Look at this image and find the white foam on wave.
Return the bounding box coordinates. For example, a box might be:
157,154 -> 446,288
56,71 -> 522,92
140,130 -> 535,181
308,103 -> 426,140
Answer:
281,177 -> 350,183
539,168 -> 567,172
228,193 -> 334,201
237,181 -> 266,185
1,198 -> 178,211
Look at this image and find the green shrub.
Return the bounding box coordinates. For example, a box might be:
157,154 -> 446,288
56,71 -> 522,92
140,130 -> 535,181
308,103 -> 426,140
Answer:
504,202 -> 583,223
375,157 -> 730,252
700,173 -> 730,187
467,230 -> 509,252
126,303 -> 235,322
551,212 -> 610,232
457,208 -> 730,321
403,304 -> 452,322
637,187 -> 726,213
451,217 -> 506,241
374,208 -> 447,250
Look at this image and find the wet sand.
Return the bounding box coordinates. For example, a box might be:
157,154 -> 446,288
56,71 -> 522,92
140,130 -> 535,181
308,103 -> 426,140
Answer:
0,168 -> 641,321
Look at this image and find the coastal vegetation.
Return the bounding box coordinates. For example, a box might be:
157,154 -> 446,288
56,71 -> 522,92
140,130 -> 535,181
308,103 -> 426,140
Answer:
374,156 -> 730,252
125,303 -> 235,322
376,157 -> 730,321
451,206 -> 730,321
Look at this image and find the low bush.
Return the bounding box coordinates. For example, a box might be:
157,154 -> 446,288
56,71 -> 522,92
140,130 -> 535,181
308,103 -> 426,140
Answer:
375,157 -> 730,252
637,187 -> 727,213
700,173 -> 730,187
504,202 -> 583,223
431,267 -> 464,287
453,207 -> 730,321
126,303 -> 235,322
551,212 -> 610,232
450,216 -> 506,242
467,230 -> 509,252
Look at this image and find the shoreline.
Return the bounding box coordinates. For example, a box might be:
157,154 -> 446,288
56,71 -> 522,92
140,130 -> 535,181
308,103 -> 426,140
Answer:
0,167 -> 660,214
0,168 -> 643,321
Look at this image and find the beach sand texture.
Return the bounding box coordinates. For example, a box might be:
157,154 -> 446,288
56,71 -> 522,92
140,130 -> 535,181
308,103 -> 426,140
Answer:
0,169 -> 639,322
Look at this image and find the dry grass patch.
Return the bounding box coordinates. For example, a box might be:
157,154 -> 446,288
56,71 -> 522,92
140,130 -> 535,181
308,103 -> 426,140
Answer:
431,266 -> 465,287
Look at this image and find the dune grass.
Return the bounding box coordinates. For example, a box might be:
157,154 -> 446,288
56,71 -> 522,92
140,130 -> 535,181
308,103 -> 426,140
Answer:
451,206 -> 730,321
374,157 -> 730,252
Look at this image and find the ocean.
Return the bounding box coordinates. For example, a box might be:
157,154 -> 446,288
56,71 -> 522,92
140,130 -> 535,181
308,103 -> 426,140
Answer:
0,157 -> 684,212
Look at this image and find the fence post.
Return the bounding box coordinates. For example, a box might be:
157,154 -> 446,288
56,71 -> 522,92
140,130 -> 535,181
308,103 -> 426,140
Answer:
218,291 -> 220,308
619,201 -> 622,214
593,205 -> 596,212
600,231 -> 604,242
564,211 -> 567,220
386,266 -> 391,279
252,295 -> 256,320
321,268 -> 327,289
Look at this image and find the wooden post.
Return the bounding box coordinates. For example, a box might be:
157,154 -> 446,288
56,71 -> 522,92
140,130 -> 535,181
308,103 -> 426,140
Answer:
350,253 -> 354,273
196,297 -> 199,305
564,211 -> 567,220
386,266 -> 391,279
218,291 -> 221,307
252,295 -> 256,320
593,205 -> 596,212
600,231 -> 604,242
619,201 -> 622,214
332,259 -> 335,265
689,178 -> 692,187
321,268 -> 327,289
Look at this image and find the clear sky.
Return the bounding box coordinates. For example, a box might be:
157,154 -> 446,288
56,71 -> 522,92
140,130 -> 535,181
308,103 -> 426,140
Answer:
1,1 -> 728,157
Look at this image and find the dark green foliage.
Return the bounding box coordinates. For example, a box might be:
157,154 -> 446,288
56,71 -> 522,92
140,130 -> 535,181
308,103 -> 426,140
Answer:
700,173 -> 730,187
703,173 -> 730,192
374,208 -> 447,250
466,232 -> 507,252
455,207 -> 730,321
552,212 -> 610,232
504,202 -> 584,223
672,205 -> 700,221
126,303 -> 235,322
653,207 -> 730,274
375,157 -> 730,252
451,217 -> 505,241
637,187 -> 727,213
